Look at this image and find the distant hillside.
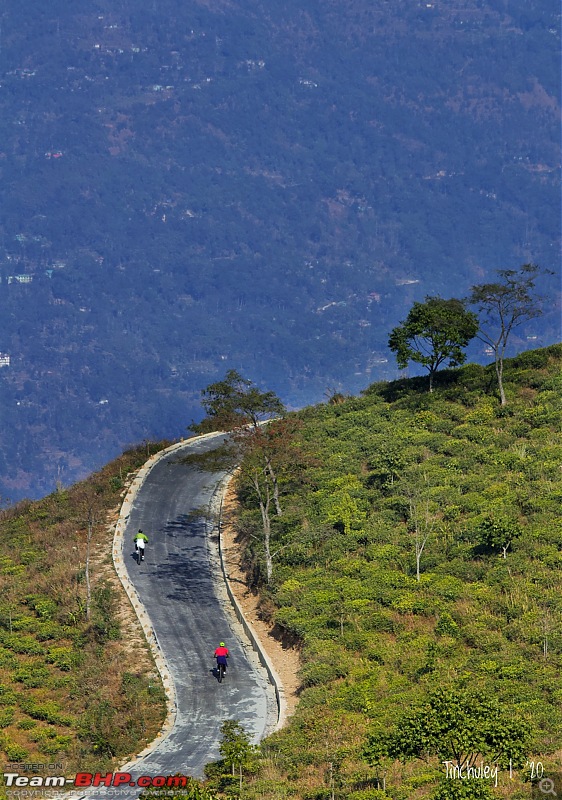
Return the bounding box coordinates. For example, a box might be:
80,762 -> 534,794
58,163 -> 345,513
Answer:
0,0 -> 559,499
225,344 -> 562,799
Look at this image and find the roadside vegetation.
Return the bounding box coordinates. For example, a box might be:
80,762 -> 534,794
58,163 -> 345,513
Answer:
0,442 -> 171,776
203,343 -> 562,799
1,340 -> 561,799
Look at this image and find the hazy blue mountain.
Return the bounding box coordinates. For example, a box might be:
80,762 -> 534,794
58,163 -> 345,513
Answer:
0,0 -> 559,500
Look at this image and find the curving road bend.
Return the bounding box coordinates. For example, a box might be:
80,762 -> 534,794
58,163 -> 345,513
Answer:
71,434 -> 275,800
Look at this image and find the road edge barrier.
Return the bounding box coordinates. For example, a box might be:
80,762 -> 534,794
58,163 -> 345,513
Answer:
211,472 -> 288,731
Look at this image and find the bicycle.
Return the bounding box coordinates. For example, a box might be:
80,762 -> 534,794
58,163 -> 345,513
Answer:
133,531 -> 149,565
214,643 -> 229,682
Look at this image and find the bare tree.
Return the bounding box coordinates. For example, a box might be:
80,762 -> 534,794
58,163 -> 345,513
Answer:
85,507 -> 94,621
192,372 -> 309,585
235,419 -> 306,584
399,471 -> 441,582
75,486 -> 102,621
469,263 -> 545,405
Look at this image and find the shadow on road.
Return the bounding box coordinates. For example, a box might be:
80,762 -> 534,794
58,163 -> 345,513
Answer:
152,514 -> 218,607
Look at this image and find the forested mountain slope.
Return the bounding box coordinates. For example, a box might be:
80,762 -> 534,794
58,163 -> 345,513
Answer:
229,344 -> 562,799
0,0 -> 559,500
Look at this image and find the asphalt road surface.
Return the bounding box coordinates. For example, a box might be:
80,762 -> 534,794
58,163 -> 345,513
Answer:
71,434 -> 273,800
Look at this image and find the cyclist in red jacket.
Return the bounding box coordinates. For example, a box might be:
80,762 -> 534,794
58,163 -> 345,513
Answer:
214,642 -> 229,673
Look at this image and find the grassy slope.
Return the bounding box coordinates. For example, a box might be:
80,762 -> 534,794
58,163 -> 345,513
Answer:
1,345 -> 561,799
232,344 -> 562,799
0,443 -> 171,778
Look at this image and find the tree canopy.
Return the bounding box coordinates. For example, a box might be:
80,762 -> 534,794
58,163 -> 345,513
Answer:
477,516 -> 522,559
388,297 -> 479,391
386,687 -> 529,769
190,370 -> 285,433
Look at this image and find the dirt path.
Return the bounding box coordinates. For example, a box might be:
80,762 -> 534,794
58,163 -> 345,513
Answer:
220,481 -> 301,721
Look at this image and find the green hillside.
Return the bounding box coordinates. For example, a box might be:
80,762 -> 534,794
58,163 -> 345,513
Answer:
0,443 -> 170,780
0,345 -> 561,800
224,344 -> 562,800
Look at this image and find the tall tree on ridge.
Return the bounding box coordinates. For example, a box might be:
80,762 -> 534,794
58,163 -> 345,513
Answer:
469,263 -> 545,406
388,296 -> 479,392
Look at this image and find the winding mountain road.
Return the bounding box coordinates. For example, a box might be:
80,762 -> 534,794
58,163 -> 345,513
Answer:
71,433 -> 275,799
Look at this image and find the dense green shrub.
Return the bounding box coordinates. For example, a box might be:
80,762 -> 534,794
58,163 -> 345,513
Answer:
13,665 -> 50,688
432,778 -> 496,799
46,646 -> 77,671
0,648 -> 17,668
346,789 -> 388,800
341,631 -> 371,652
29,728 -> 72,755
25,595 -> 58,620
435,612 -> 460,638
17,719 -> 36,730
0,709 -> 15,728
364,544 -> 404,566
300,660 -> 350,687
91,585 -> 120,643
421,575 -> 464,601
0,633 -> 45,656
362,612 -> 398,634
3,741 -> 29,761
0,685 -> 18,706
391,592 -> 432,616
20,699 -> 73,726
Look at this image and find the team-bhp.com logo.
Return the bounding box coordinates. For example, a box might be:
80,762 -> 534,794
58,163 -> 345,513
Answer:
4,772 -> 191,789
